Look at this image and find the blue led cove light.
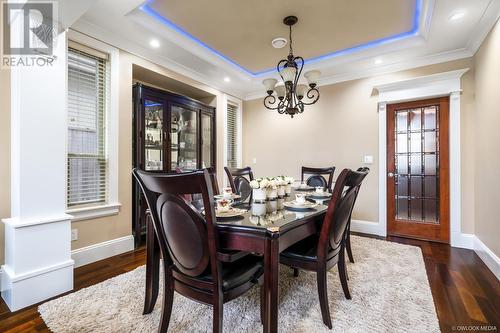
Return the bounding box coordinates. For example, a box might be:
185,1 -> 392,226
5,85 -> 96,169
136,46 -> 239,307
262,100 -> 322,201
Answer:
140,0 -> 421,77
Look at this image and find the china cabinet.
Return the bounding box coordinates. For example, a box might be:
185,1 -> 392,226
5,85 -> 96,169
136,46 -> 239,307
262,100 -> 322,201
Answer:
132,83 -> 216,246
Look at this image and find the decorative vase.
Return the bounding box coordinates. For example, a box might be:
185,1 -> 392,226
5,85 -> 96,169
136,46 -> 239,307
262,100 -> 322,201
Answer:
252,188 -> 267,202
277,185 -> 285,198
251,202 -> 266,216
267,187 -> 278,201
285,184 -> 292,196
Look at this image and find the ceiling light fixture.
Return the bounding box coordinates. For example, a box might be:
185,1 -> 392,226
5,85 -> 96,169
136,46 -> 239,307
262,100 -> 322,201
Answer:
271,37 -> 287,49
150,39 -> 160,48
375,58 -> 383,65
449,11 -> 465,21
262,16 -> 320,118
224,77 -> 230,82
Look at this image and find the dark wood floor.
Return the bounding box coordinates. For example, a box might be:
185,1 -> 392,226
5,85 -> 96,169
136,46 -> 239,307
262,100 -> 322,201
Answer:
0,234 -> 498,333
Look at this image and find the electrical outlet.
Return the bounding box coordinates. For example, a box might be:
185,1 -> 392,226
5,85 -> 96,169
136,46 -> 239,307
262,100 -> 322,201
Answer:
252,158 -> 257,164
71,229 -> 78,241
363,155 -> 374,164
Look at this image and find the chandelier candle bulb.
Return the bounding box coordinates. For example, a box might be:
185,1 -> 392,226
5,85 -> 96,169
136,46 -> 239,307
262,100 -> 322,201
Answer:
262,15 -> 321,118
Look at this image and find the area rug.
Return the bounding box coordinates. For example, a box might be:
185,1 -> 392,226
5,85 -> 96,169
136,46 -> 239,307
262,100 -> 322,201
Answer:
39,236 -> 440,332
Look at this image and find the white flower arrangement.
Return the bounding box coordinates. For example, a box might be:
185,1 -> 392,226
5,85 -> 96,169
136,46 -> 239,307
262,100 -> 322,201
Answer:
250,178 -> 270,189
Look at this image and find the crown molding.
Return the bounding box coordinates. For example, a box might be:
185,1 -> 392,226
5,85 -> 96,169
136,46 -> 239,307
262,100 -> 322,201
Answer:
244,47 -> 473,101
465,0 -> 500,54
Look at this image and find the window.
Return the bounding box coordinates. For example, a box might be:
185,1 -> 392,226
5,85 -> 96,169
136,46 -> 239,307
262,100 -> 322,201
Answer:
67,46 -> 109,207
226,103 -> 239,168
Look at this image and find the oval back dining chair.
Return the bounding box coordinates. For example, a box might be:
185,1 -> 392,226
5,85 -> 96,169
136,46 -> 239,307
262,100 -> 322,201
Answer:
345,167 -> 370,264
301,166 -> 335,191
224,166 -> 254,202
133,168 -> 264,333
280,168 -> 369,329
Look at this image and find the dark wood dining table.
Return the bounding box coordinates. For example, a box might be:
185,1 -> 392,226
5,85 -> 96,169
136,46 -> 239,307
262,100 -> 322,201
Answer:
144,191 -> 329,333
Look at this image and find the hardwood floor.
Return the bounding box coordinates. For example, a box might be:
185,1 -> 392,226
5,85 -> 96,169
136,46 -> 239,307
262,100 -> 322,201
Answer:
0,235 -> 498,333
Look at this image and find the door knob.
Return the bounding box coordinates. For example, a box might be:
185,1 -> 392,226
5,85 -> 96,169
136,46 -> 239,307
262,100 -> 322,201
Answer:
388,172 -> 394,178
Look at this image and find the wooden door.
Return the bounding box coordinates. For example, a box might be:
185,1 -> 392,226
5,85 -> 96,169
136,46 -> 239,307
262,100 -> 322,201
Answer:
387,97 -> 450,243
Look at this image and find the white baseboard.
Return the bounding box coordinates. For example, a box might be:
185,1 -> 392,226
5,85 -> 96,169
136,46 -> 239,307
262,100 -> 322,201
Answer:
451,231 -> 474,249
71,235 -> 135,268
0,268 -> 3,292
351,220 -> 385,237
474,236 -> 500,281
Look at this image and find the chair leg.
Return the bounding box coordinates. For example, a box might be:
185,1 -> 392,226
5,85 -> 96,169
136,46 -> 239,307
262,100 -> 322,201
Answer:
293,268 -> 299,277
144,219 -> 160,314
316,267 -> 333,329
158,263 -> 174,333
213,294 -> 224,333
338,248 -> 351,300
346,231 -> 354,263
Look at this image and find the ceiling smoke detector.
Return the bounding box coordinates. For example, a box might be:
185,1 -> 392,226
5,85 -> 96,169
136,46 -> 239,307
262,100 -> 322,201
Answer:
272,37 -> 287,49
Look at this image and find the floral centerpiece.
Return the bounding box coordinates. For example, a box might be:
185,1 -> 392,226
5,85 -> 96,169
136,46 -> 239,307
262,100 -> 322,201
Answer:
249,178 -> 269,202
274,176 -> 287,198
284,176 -> 294,195
266,178 -> 278,200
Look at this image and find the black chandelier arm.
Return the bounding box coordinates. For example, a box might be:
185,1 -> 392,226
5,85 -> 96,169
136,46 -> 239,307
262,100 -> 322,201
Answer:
292,56 -> 304,89
301,87 -> 320,105
263,94 -> 282,111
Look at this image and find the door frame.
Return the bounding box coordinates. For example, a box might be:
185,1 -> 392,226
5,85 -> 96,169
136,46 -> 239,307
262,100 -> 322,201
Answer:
373,68 -> 470,248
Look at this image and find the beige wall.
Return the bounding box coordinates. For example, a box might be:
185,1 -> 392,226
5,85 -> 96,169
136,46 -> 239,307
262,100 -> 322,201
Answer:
0,68 -> 10,265
473,19 -> 500,256
243,59 -> 475,232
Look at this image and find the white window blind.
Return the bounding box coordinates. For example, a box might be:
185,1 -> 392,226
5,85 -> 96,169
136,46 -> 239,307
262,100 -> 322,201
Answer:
67,47 -> 109,207
226,103 -> 239,168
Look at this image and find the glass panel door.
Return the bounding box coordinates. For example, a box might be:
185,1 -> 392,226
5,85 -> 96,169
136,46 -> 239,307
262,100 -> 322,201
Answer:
171,105 -> 198,171
201,113 -> 213,168
387,97 -> 450,243
144,99 -> 164,171
394,106 -> 439,223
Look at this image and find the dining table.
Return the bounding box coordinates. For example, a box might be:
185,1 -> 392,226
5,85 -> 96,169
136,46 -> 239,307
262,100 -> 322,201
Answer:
144,189 -> 330,333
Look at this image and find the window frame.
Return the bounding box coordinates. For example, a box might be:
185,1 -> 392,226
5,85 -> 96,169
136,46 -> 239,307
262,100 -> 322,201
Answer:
66,30 -> 121,221
223,94 -> 243,185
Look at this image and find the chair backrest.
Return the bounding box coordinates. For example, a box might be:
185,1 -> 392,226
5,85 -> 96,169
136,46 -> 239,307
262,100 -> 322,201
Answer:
301,166 -> 335,190
224,166 -> 254,202
206,167 -> 220,195
317,168 -> 369,261
133,169 -> 218,278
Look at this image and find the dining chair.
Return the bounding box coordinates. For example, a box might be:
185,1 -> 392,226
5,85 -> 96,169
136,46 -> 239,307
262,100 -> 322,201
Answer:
280,168 -> 369,329
301,166 -> 335,191
133,168 -> 264,333
345,167 -> 370,263
224,166 -> 254,202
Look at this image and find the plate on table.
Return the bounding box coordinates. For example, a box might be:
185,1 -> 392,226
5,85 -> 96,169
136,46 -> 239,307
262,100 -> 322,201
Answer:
307,192 -> 332,199
214,207 -> 248,218
293,185 -> 315,191
283,200 -> 318,211
214,193 -> 241,200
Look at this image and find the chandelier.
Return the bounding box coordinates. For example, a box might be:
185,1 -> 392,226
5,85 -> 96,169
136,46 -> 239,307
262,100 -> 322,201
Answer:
262,16 -> 321,118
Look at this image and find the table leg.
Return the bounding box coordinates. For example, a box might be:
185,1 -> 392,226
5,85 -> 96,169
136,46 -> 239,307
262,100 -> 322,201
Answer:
143,213 -> 160,314
263,236 -> 279,333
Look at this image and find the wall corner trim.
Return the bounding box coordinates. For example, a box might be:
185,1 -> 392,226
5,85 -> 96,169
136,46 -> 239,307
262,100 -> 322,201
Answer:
474,236 -> 500,281
71,235 -> 135,268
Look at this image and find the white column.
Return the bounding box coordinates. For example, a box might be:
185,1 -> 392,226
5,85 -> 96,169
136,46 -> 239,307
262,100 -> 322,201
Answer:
1,30 -> 74,311
449,91 -> 463,247
377,102 -> 388,237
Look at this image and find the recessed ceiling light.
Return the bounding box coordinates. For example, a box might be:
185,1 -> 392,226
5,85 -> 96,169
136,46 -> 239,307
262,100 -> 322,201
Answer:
271,37 -> 287,49
449,12 -> 465,21
224,77 -> 230,82
375,58 -> 383,65
150,39 -> 160,48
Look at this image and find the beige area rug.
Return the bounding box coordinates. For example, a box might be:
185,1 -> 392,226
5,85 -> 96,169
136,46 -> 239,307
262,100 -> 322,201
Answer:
39,236 -> 440,333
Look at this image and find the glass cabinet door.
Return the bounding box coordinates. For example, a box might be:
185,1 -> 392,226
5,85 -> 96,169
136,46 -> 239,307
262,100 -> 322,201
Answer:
201,112 -> 213,168
144,99 -> 164,171
170,105 -> 198,171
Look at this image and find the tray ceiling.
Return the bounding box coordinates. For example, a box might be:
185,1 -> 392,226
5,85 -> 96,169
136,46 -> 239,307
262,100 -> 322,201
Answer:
144,0 -> 417,75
